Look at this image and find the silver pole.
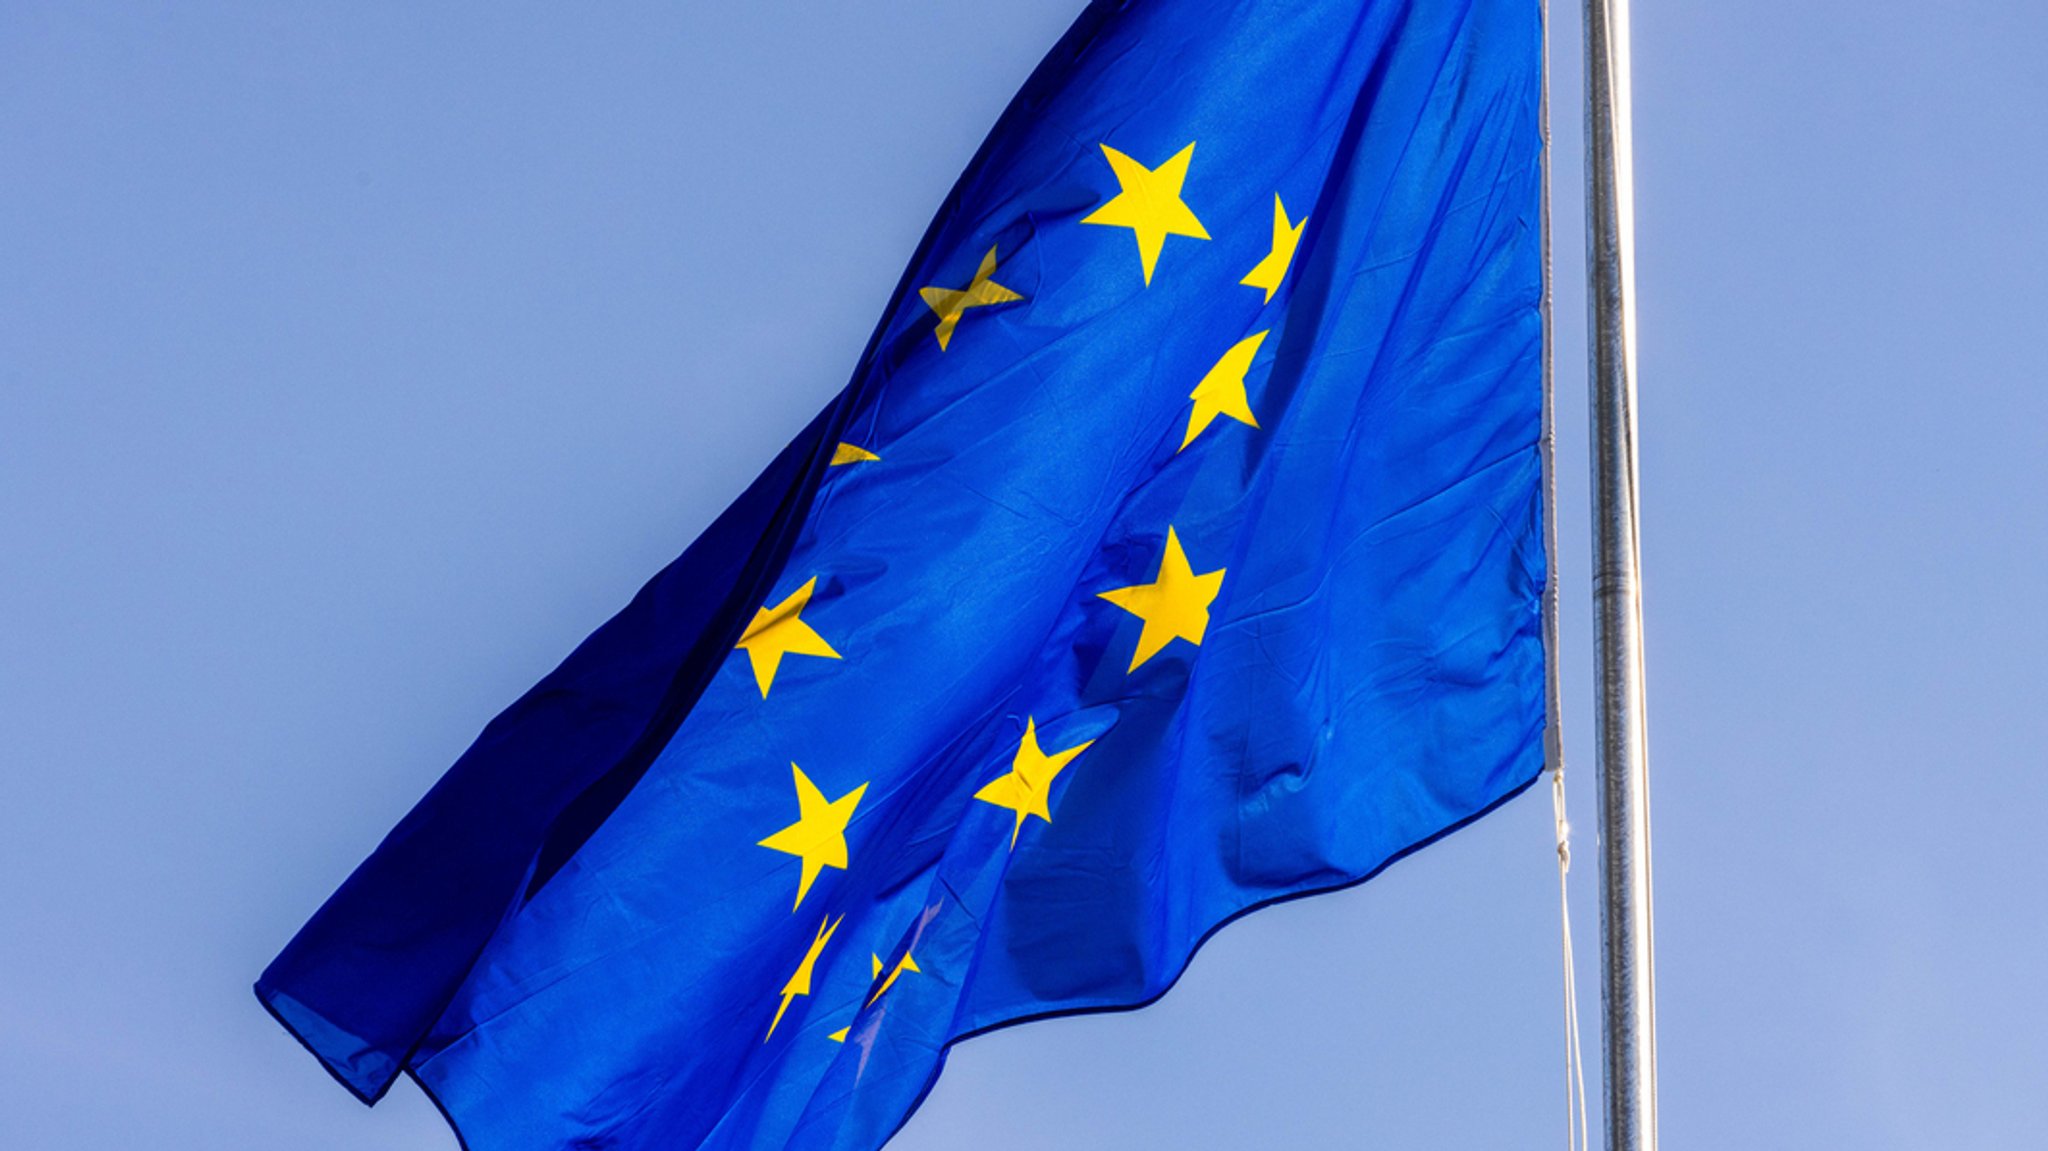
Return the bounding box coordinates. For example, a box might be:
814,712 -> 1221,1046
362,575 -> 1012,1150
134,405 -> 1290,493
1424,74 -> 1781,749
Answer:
1583,0 -> 1658,1147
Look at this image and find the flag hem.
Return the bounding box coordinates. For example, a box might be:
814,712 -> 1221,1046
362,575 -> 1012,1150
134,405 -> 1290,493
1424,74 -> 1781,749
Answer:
253,982 -> 394,1107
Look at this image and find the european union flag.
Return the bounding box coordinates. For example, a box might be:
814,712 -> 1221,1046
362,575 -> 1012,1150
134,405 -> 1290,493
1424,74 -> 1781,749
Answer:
257,0 -> 1551,1147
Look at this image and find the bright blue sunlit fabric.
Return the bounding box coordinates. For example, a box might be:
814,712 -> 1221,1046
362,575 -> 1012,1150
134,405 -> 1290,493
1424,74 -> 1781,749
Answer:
257,0 -> 1549,1147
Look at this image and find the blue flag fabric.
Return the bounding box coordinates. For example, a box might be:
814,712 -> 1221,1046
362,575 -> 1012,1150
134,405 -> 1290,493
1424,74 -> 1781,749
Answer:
257,0 -> 1550,1147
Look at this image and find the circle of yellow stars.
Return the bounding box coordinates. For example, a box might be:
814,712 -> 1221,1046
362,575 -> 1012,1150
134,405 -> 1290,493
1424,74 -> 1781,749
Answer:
733,135 -> 1308,1047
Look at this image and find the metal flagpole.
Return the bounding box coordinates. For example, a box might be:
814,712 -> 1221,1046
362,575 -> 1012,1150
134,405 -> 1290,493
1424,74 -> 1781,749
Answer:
1583,0 -> 1658,1146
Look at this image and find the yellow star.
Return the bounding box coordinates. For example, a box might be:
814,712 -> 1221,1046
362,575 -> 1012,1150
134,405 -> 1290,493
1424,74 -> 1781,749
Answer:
973,718 -> 1095,848
829,442 -> 880,466
1240,195 -> 1306,303
917,245 -> 1024,350
1182,330 -> 1268,451
757,763 -> 867,909
866,948 -> 921,1005
766,914 -> 842,1041
1097,527 -> 1227,672
1081,142 -> 1210,285
734,577 -> 841,697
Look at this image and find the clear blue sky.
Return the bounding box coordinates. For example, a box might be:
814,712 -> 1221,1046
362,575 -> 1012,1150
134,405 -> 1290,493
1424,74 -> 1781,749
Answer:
4,2 -> 2044,1147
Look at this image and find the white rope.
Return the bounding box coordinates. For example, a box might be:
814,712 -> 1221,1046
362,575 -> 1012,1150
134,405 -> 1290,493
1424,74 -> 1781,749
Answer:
1552,763 -> 1591,1151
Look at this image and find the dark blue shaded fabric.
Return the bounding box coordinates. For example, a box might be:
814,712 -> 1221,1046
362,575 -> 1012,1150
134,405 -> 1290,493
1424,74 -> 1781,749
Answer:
257,404 -> 842,1101
259,0 -> 1550,1146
